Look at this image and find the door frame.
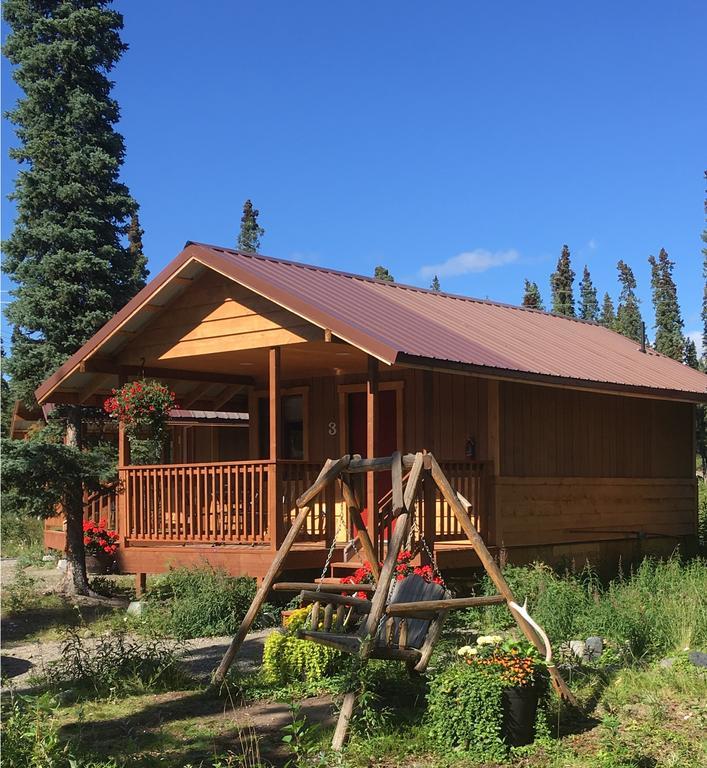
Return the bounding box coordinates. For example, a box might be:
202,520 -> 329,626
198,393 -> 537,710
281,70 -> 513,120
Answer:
337,380 -> 404,457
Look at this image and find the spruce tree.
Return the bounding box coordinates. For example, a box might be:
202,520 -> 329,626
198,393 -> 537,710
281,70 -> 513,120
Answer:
599,293 -> 616,329
127,211 -> 147,288
578,266 -> 599,321
374,266 -> 394,282
2,0 -> 144,594
649,248 -> 684,361
684,338 -> 699,369
521,279 -> 544,310
615,261 -> 643,343
550,244 -> 575,316
430,275 -> 441,292
702,172 -> 707,367
237,199 -> 264,252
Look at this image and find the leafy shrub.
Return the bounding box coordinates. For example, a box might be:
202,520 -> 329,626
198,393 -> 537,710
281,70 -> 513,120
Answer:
469,557 -> 707,661
0,692 -> 71,768
43,628 -> 193,698
140,565 -> 276,639
3,566 -> 43,613
427,660 -> 509,761
0,510 -> 44,560
262,607 -> 344,685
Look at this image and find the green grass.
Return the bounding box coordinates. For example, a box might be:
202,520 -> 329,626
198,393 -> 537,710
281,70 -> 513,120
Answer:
0,511 -> 45,561
3,555 -> 706,767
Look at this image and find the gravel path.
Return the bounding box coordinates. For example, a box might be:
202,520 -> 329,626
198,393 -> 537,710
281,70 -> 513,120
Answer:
1,557 -> 274,687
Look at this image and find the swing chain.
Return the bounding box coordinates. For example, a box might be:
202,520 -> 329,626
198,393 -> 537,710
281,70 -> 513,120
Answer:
409,514 -> 447,589
315,514 -> 353,593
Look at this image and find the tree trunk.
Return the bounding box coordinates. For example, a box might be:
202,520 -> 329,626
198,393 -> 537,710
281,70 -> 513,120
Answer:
62,405 -> 91,595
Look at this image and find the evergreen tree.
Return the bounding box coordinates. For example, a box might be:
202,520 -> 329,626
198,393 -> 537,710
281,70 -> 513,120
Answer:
684,338 -> 699,369
599,292 -> 616,329
649,248 -> 684,361
702,171 -> 707,367
374,266 -> 394,282
521,279 -> 544,310
430,275 -> 441,292
578,266 -> 599,322
2,0 -> 144,594
127,211 -> 148,288
550,244 -> 575,316
237,199 -> 264,252
615,261 -> 643,343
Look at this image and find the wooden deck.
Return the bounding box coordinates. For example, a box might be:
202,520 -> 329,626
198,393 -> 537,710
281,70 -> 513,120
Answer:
45,458 -> 492,580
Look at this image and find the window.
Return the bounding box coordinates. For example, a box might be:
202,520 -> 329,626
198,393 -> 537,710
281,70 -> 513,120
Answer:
257,391 -> 306,460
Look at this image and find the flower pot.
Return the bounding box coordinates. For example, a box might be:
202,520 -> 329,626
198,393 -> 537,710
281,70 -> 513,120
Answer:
85,554 -> 108,575
502,684 -> 539,747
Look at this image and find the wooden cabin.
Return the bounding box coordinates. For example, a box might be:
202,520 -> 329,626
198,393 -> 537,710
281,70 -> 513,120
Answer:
35,242 -> 707,582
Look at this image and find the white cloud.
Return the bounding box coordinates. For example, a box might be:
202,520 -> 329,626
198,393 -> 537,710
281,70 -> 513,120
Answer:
419,248 -> 519,279
686,329 -> 703,358
587,238 -> 597,250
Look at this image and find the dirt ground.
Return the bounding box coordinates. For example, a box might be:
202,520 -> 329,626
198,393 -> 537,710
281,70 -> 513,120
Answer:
1,557 -> 273,685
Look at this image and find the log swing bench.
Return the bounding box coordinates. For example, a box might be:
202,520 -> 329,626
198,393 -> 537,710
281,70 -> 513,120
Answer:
213,451 -> 577,749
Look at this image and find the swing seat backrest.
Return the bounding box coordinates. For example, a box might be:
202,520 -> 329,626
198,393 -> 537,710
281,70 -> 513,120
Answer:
376,573 -> 447,649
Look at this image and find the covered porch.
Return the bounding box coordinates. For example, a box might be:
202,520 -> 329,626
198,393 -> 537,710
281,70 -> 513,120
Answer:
38,255 -> 497,579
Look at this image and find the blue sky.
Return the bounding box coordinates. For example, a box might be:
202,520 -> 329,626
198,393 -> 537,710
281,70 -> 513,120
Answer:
2,1 -> 706,349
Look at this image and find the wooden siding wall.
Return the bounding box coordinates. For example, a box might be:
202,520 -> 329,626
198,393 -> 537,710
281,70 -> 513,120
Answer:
500,381 -> 693,478
119,270 -> 320,364
496,381 -> 697,551
284,369 -> 490,464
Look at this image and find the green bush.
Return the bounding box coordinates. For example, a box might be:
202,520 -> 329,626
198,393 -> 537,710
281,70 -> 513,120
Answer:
262,607 -> 344,685
470,557 -> 707,661
426,661 -> 509,761
0,510 -> 44,560
43,629 -> 193,699
3,566 -> 43,613
0,693 -> 71,768
140,565 -> 276,639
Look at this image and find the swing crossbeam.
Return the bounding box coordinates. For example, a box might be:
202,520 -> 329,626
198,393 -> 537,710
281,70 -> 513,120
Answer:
212,449 -> 578,751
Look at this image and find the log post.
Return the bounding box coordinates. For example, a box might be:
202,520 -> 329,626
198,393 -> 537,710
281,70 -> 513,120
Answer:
428,454 -> 577,706
268,347 -> 282,550
117,420 -> 129,545
366,356 -> 379,556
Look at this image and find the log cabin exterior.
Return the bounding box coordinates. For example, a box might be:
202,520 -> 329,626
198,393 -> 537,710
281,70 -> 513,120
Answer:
34,242 -> 707,582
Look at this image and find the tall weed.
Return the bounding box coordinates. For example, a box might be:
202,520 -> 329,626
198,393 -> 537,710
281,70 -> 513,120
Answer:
43,628 -> 193,699
475,556 -> 707,661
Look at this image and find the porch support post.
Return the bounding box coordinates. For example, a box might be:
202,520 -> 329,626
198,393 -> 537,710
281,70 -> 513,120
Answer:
117,373 -> 129,547
486,379 -> 501,550
268,347 -> 283,549
366,356 -> 379,557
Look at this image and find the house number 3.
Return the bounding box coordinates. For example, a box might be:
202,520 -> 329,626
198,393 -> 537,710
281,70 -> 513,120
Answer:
328,421 -> 337,436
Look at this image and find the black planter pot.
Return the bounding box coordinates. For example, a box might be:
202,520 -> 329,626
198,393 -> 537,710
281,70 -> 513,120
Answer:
501,685 -> 539,747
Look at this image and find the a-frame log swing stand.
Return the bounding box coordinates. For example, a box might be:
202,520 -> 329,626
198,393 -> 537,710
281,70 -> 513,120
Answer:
213,451 -> 578,749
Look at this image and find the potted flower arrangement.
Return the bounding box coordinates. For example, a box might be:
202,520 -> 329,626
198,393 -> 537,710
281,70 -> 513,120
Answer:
104,379 -> 178,464
457,635 -> 547,747
340,550 -> 443,598
83,518 -> 120,574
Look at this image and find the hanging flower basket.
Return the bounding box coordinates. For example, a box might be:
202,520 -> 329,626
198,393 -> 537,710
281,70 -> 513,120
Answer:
104,379 -> 178,464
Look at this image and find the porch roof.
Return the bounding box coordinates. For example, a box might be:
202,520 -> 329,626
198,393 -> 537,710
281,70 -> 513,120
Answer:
35,242 -> 707,404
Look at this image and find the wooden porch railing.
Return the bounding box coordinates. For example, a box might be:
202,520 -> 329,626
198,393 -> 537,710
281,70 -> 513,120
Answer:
121,460 -> 272,543
84,485 -> 118,530
376,460 -> 491,557
114,457 -> 489,551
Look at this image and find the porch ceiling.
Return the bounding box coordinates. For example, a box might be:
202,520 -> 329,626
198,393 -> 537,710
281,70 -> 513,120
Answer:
43,340 -> 371,409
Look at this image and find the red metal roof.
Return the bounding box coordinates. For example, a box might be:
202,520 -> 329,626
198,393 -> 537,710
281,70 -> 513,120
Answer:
35,242 -> 707,403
